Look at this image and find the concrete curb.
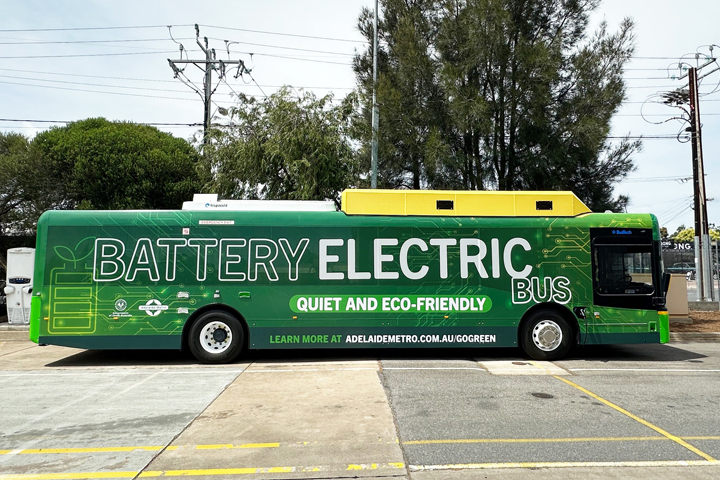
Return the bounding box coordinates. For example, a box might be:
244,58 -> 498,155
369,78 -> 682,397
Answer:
670,332 -> 720,343
0,324 -> 29,341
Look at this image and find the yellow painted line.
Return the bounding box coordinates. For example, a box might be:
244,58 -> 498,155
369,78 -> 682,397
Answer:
194,443 -> 279,450
0,463 -> 406,480
405,436 -> 668,445
0,443 -> 279,455
4,435 -> 720,457
410,460 -> 720,471
0,473 -> 138,480
554,375 -> 718,463
14,447 -> 163,454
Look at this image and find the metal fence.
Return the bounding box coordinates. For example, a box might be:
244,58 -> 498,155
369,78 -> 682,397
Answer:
663,240 -> 720,301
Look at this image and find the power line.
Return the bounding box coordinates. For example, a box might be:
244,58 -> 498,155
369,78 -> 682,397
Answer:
615,113 -> 720,116
0,79 -> 203,101
0,73 -> 234,95
0,49 -> 351,65
199,24 -> 362,43
624,175 -> 693,183
0,118 -> 203,126
207,37 -> 354,57
0,50 -> 176,59
606,135 -> 687,139
0,68 -> 354,90
0,37 -> 192,45
0,25 -> 190,33
0,23 -> 363,43
227,51 -> 351,65
0,117 -> 680,140
0,36 -> 356,57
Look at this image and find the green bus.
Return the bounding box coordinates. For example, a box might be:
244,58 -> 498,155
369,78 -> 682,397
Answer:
29,189 -> 669,363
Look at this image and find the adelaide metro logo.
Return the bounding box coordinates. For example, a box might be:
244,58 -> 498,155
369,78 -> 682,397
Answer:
114,299 -> 127,311
139,299 -> 169,316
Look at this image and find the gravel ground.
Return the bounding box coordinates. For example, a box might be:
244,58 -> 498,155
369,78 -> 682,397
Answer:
673,310 -> 720,332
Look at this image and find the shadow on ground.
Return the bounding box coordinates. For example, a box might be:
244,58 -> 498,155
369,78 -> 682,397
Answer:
44,342 -> 705,368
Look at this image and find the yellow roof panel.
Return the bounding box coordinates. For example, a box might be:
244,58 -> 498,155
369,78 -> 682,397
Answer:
341,189 -> 591,217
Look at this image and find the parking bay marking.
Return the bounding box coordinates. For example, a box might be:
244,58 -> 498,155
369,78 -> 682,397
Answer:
0,443 -> 280,455
554,375 -> 718,462
2,460 -> 720,479
410,460 -> 720,471
0,463 -> 407,480
405,436 -> 720,445
5,435 -> 720,456
569,368 -> 720,373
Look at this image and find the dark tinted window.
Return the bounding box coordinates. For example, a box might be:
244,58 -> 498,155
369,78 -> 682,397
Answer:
594,245 -> 655,296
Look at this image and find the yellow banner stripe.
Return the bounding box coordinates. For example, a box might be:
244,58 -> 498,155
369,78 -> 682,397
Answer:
554,375 -> 718,463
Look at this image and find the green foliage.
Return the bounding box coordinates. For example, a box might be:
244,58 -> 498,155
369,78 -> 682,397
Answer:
0,132 -> 52,234
353,0 -> 638,211
32,118 -> 202,210
0,132 -> 30,228
205,88 -> 358,204
673,228 -> 720,242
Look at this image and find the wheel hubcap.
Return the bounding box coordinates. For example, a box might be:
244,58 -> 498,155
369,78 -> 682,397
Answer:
200,321 -> 232,354
532,320 -> 562,352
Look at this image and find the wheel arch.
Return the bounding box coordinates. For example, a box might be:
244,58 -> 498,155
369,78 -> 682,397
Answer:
182,303 -> 250,351
518,302 -> 580,348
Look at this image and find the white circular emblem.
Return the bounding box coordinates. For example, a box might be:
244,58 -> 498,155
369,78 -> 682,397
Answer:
115,299 -> 127,311
139,299 -> 169,317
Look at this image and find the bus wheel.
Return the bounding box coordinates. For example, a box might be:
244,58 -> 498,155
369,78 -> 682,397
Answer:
521,310 -> 572,361
188,311 -> 244,364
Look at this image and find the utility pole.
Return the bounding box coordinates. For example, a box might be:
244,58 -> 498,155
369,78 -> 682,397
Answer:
662,51 -> 719,302
688,67 -> 713,301
168,24 -> 247,146
201,33 -> 213,142
370,0 -> 379,188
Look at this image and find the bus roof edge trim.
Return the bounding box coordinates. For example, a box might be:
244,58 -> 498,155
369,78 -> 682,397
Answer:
182,199 -> 336,212
340,189 -> 591,217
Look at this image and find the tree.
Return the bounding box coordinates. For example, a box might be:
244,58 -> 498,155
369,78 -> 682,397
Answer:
205,88 -> 358,204
352,0 -> 446,190
0,132 -> 32,234
0,132 -> 59,234
32,118 -> 203,210
353,0 -> 638,211
673,228 -> 720,242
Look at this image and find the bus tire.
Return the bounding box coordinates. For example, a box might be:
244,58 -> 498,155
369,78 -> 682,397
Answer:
520,310 -> 572,361
188,311 -> 244,364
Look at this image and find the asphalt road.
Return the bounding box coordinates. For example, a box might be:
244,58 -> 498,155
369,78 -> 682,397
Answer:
1,340 -> 719,480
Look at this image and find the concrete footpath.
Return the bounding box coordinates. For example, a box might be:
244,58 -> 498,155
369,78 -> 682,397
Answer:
2,331 -> 720,479
0,324 -> 31,341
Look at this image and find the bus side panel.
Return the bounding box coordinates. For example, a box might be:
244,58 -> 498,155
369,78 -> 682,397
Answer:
583,307 -> 662,345
36,211 -> 191,350
224,219 -> 593,350
32,209 -> 662,353
29,211 -> 51,344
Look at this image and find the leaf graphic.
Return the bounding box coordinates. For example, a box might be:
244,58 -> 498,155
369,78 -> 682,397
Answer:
54,245 -> 77,263
74,237 -> 96,262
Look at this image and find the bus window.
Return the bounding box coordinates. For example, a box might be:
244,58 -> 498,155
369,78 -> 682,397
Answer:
593,242 -> 656,309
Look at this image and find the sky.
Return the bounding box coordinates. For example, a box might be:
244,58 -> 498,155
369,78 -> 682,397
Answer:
0,0 -> 718,233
